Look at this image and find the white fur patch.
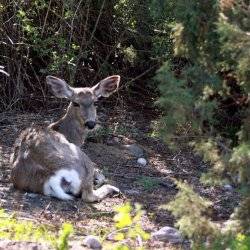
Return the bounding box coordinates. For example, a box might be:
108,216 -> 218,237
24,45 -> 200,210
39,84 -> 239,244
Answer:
43,169 -> 81,200
23,150 -> 29,159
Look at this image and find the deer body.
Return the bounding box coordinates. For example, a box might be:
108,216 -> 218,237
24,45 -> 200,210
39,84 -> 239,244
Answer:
11,75 -> 120,201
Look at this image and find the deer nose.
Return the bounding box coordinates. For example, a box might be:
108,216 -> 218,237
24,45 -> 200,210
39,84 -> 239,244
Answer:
85,121 -> 96,129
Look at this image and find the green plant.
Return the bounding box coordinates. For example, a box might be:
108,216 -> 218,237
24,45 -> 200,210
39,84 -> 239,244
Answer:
165,181 -> 218,247
135,176 -> 160,191
0,208 -> 73,250
86,126 -> 113,143
55,223 -> 74,250
103,202 -> 150,250
155,0 -> 250,246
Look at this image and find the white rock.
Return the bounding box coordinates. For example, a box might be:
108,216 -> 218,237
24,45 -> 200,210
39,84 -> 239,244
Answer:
137,158 -> 147,166
83,235 -> 102,249
151,226 -> 183,244
223,184 -> 233,191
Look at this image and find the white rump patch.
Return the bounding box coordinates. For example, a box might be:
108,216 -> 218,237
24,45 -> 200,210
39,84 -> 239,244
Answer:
43,169 -> 81,200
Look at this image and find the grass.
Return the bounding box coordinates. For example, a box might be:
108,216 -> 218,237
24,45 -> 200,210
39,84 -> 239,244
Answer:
86,126 -> 113,142
135,176 -> 161,191
86,123 -> 140,143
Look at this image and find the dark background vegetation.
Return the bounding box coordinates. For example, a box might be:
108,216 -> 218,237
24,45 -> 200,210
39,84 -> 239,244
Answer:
0,0 -> 170,110
0,0 -> 250,248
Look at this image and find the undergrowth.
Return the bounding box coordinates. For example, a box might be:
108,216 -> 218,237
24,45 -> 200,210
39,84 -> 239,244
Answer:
103,202 -> 150,250
0,202 -> 150,250
0,209 -> 73,250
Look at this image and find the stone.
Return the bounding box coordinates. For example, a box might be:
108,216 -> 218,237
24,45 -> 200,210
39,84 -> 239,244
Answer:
223,184 -> 233,191
106,136 -> 121,146
123,144 -> 144,158
151,226 -> 183,244
137,158 -> 147,166
83,235 -> 102,249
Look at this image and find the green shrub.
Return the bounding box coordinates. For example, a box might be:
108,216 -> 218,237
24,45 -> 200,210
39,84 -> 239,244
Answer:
104,202 -> 150,250
155,0 -> 250,247
0,208 -> 73,250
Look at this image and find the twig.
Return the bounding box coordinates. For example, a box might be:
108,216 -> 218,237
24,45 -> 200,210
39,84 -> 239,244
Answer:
105,227 -> 130,241
68,0 -> 84,45
120,64 -> 159,90
41,0 -> 52,36
83,0 -> 106,50
0,66 -> 10,77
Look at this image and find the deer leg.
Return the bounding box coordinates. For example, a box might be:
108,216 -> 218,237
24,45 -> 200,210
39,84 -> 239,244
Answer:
81,183 -> 120,202
94,184 -> 120,199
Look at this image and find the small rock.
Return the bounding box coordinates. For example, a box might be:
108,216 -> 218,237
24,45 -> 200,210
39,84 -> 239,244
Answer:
83,235 -> 102,249
25,193 -> 38,198
106,136 -> 120,146
137,158 -> 147,166
123,144 -> 144,158
151,226 -> 183,244
223,184 -> 233,191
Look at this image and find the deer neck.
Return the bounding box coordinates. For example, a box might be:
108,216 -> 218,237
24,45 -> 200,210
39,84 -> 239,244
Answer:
48,103 -> 87,146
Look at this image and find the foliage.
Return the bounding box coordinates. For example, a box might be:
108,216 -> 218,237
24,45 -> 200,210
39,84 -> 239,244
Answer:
165,182 -> 250,249
55,223 -> 74,250
0,209 -> 73,250
165,182 -> 217,246
104,202 -> 150,250
0,0 -> 173,110
135,176 -> 160,191
155,0 -> 250,247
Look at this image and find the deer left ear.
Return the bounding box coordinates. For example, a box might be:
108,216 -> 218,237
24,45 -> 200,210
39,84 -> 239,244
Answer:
92,75 -> 120,98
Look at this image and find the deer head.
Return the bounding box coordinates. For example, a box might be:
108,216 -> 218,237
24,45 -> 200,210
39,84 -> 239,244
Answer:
46,75 -> 120,130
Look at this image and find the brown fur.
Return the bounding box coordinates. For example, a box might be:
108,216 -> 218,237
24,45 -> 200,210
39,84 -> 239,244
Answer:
10,75 -> 120,202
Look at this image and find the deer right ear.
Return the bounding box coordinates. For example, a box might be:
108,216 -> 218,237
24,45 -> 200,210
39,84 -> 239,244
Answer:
46,76 -> 74,99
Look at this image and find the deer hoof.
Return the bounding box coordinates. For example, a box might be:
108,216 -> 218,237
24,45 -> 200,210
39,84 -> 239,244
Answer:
106,184 -> 120,194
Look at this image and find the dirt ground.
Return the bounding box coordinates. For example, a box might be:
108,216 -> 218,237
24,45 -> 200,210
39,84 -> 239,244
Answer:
0,102 -> 239,249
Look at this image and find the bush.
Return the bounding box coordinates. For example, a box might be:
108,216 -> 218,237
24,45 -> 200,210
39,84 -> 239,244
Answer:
0,0 -> 173,110
155,0 -> 250,246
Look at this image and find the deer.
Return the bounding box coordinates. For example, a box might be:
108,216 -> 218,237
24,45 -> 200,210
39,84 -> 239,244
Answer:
10,75 -> 121,202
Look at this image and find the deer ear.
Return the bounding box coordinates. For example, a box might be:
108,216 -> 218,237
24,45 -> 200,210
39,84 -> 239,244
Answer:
92,75 -> 120,98
46,76 -> 74,99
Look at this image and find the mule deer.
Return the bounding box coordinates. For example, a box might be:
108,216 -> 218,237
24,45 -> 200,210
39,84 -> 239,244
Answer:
10,75 -> 120,201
